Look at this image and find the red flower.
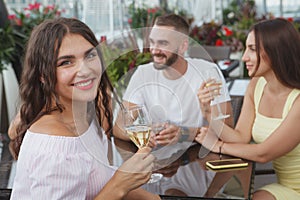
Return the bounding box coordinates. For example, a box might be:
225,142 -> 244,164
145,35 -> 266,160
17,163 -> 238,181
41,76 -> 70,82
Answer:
287,17 -> 293,22
215,39 -> 223,46
15,18 -> 22,26
8,14 -> 22,26
8,14 -> 16,20
56,11 -> 62,16
223,26 -> 233,36
129,60 -> 136,70
46,5 -> 55,10
147,8 -> 157,14
44,5 -> 60,15
100,36 -> 107,42
128,18 -> 132,24
25,2 -> 41,11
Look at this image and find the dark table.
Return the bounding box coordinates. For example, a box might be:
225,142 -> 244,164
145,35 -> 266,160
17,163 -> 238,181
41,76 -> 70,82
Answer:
0,134 -> 254,200
112,137 -> 254,200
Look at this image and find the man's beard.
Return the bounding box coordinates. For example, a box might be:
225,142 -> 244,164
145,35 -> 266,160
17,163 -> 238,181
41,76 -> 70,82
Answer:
153,51 -> 179,70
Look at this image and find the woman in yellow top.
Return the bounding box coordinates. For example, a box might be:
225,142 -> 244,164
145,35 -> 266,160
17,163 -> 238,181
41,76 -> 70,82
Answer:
196,18 -> 300,200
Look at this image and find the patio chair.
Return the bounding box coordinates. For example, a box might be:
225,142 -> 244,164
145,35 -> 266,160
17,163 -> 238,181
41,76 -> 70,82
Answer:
188,45 -> 239,78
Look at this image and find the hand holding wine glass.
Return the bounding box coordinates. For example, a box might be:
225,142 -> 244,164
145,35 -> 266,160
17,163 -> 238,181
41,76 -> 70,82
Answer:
203,67 -> 230,120
123,105 -> 163,183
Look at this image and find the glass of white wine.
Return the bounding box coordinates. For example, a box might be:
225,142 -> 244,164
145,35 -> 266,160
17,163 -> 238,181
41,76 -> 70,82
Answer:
204,67 -> 230,120
123,105 -> 163,183
123,105 -> 151,148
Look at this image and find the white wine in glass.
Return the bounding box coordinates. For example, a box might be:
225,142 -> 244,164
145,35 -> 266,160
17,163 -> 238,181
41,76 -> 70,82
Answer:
123,105 -> 162,183
125,125 -> 151,148
123,105 -> 151,147
204,67 -> 230,120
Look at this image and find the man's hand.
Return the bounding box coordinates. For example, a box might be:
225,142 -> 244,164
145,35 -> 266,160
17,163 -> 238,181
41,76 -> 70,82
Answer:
154,123 -> 181,146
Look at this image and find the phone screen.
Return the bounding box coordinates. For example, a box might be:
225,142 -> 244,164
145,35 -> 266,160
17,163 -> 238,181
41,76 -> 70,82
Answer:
210,159 -> 245,166
206,159 -> 248,170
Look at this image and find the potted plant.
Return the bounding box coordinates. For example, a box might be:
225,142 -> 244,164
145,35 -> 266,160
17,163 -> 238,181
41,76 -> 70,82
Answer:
189,21 -> 244,53
0,0 -> 11,73
0,2 -> 63,80
100,35 -> 152,91
0,24 -> 15,73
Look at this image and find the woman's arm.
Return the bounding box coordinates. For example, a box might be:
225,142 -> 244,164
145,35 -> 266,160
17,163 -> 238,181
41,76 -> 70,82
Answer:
227,92 -> 300,162
216,78 -> 257,143
198,78 -> 258,144
205,92 -> 300,163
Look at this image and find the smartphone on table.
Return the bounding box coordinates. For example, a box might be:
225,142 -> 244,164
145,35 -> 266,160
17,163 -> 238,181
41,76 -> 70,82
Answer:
206,158 -> 248,170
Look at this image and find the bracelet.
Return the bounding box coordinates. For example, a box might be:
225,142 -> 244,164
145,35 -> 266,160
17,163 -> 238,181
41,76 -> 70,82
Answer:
219,141 -> 224,160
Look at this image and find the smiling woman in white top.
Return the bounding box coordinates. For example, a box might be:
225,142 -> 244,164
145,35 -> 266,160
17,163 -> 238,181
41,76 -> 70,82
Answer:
9,17 -> 159,200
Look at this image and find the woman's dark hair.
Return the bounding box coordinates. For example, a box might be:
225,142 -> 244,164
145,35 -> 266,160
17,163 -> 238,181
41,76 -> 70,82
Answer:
251,18 -> 300,88
13,17 -> 114,159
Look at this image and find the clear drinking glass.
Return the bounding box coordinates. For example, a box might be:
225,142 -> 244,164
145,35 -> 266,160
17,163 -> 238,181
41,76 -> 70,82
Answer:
151,120 -> 169,137
123,105 -> 162,183
204,67 -> 230,120
123,105 -> 151,148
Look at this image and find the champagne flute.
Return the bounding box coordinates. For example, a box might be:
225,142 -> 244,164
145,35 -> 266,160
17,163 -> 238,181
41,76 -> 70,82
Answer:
204,67 -> 230,120
123,105 -> 162,183
123,105 -> 151,148
149,119 -> 169,183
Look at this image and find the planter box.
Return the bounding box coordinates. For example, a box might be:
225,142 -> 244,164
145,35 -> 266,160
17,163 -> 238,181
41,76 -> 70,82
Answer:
0,62 -> 19,133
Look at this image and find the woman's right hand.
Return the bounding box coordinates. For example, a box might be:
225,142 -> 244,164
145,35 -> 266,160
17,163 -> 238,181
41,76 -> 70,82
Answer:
197,81 -> 214,120
112,147 -> 155,194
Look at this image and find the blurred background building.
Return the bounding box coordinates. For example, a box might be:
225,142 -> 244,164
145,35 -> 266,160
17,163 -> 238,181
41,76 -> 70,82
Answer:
4,0 -> 300,38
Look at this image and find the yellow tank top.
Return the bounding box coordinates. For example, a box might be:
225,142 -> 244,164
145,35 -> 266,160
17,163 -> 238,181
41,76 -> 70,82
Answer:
252,77 -> 300,193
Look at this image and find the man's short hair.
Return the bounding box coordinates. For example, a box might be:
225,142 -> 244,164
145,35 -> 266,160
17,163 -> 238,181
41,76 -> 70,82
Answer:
154,14 -> 190,35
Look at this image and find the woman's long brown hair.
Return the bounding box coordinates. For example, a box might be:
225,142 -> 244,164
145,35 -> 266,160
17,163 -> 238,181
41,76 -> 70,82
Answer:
12,18 -> 115,159
250,18 -> 300,88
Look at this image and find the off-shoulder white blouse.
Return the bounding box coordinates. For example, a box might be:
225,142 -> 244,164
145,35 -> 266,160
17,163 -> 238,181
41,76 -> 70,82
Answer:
11,121 -> 116,200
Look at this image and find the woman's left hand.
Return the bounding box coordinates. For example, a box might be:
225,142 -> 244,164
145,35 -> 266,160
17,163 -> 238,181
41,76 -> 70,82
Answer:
195,127 -> 220,153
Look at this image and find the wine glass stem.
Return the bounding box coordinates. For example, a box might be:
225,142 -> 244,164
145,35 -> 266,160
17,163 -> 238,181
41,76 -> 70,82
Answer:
216,103 -> 223,116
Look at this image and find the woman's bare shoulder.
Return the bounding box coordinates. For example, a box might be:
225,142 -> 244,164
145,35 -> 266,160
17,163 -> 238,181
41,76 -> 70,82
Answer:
29,115 -> 75,137
243,77 -> 258,99
247,77 -> 259,91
